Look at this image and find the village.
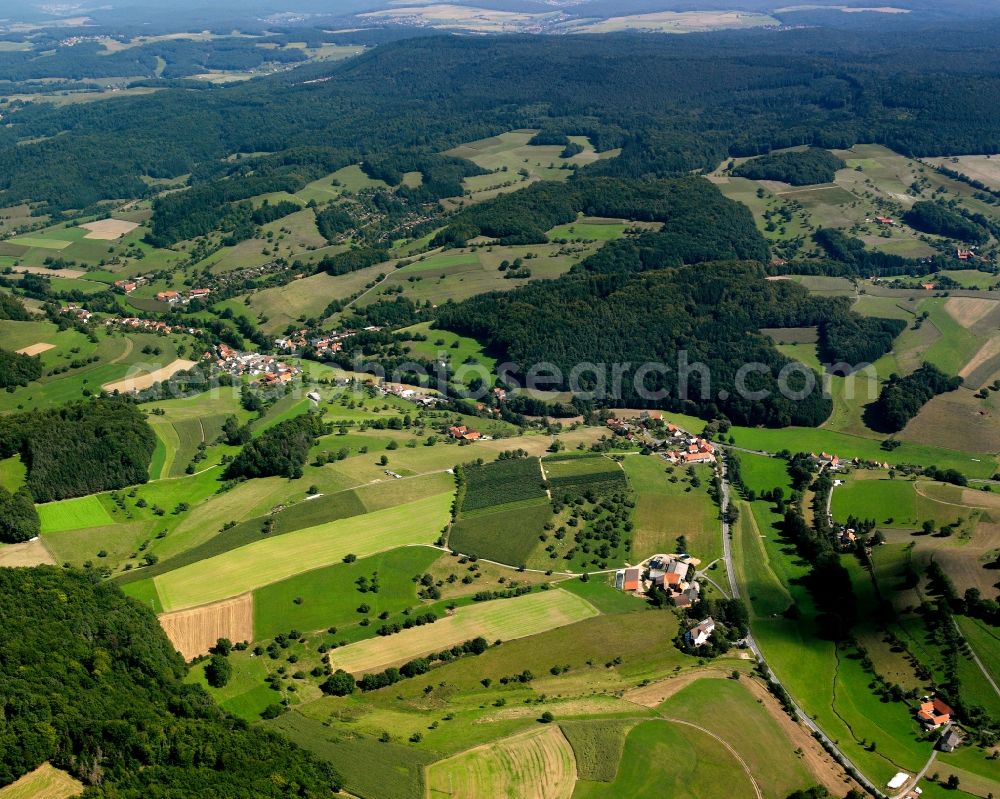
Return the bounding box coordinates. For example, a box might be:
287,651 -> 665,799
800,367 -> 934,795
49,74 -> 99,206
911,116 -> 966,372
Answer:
206,342 -> 301,386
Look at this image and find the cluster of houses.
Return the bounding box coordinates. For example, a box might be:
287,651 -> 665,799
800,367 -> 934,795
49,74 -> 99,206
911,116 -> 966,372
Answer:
155,288 -> 211,304
809,451 -> 842,470
615,553 -> 701,607
105,316 -> 200,335
917,696 -> 954,730
273,328 -> 380,356
605,411 -> 665,440
448,424 -> 482,442
60,304 -> 94,323
206,343 -> 301,385
113,275 -> 151,295
382,382 -> 441,407
665,437 -> 717,466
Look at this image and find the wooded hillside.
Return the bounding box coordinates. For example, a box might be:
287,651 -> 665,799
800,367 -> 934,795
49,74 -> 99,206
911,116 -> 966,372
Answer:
0,567 -> 341,796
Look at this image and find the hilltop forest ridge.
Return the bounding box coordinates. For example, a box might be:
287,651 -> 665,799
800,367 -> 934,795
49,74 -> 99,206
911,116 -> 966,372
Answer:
0,9 -> 999,799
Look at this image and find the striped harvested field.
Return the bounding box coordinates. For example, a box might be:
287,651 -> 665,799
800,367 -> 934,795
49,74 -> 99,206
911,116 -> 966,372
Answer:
427,725 -> 576,799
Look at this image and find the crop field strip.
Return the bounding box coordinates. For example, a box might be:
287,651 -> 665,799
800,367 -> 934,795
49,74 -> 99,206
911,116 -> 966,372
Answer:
326,588 -> 600,675
153,491 -> 454,611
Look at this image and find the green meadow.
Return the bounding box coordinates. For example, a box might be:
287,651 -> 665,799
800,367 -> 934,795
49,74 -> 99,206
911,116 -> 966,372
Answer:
153,491 -> 453,610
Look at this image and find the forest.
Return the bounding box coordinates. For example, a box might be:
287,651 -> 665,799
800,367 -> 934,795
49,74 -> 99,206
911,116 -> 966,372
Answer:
817,315 -> 907,368
0,486 -> 39,544
871,363 -> 964,432
903,200 -> 990,244
436,261 -> 841,427
731,148 -> 846,185
0,348 -> 43,388
0,567 -> 341,796
0,399 -> 156,502
1,27 -> 1000,213
432,176 -> 767,264
224,413 -> 327,480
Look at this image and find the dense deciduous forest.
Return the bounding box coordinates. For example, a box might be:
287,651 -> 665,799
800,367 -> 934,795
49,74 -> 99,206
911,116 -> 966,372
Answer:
871,363 -> 964,432
731,148 -> 846,185
0,567 -> 342,795
0,348 -> 42,388
2,27 -> 1000,213
433,177 -> 767,265
0,399 -> 156,502
0,486 -> 39,543
0,294 -> 32,321
224,413 -> 326,480
817,315 -> 907,368
903,200 -> 989,244
437,261 -> 841,426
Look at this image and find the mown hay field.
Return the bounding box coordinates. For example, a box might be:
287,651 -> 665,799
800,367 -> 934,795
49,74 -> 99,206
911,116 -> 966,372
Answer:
427,726 -> 577,799
0,764 -> 82,799
327,588 -> 599,674
158,593 -> 254,659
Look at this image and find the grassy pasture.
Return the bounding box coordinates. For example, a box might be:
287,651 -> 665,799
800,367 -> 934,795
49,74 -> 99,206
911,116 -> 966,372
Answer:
831,475 -> 980,529
572,720 -> 755,799
397,321 -> 496,374
443,130 -> 617,207
428,725 -> 576,799
115,473 -> 456,588
37,495 -> 115,533
737,453 -> 791,497
658,678 -> 818,799
734,501 -> 793,618
154,491 -> 453,611
356,240 -> 596,309
623,456 -> 720,561
326,588 -> 599,674
0,455 -> 26,492
268,713 -> 434,799
926,155 -> 1000,191
253,546 -> 440,639
559,720 -> 633,782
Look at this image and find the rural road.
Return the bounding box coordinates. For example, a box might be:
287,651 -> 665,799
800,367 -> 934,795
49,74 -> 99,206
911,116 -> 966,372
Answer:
718,456 -> 885,798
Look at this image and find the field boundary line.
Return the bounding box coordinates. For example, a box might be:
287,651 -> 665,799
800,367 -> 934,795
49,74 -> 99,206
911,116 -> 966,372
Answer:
657,716 -> 763,799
